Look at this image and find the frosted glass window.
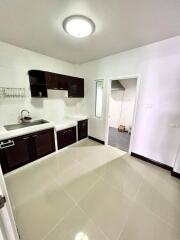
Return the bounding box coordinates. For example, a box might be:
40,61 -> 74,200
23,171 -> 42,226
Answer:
95,81 -> 103,117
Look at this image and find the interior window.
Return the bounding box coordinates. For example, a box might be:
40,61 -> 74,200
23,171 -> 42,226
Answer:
95,80 -> 103,117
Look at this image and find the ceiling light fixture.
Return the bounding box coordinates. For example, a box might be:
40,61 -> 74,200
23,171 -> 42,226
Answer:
63,15 -> 95,38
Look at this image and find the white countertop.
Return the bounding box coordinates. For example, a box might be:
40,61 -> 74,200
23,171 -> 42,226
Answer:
0,115 -> 88,141
66,115 -> 88,121
0,121 -> 54,141
53,119 -> 77,131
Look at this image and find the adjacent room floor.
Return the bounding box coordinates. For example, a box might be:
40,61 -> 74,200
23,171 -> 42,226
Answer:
108,127 -> 131,152
5,139 -> 180,240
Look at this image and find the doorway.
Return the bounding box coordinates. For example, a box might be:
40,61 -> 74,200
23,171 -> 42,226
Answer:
107,78 -> 138,152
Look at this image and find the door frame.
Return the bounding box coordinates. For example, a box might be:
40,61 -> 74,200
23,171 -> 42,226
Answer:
0,166 -> 19,240
105,74 -> 142,154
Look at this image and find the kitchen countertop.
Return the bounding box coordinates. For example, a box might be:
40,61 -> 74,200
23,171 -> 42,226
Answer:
53,119 -> 77,131
66,115 -> 88,121
0,115 -> 88,141
0,121 -> 54,141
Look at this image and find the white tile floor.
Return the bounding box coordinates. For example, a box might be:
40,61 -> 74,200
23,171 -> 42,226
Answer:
5,139 -> 180,240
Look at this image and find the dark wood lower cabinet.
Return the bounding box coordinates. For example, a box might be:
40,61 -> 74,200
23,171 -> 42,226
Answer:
0,128 -> 55,174
0,136 -> 33,174
57,127 -> 77,149
32,129 -> 55,159
78,119 -> 88,141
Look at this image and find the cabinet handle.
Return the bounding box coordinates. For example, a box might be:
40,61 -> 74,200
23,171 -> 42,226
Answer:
0,140 -> 15,149
23,137 -> 29,140
32,135 -> 38,138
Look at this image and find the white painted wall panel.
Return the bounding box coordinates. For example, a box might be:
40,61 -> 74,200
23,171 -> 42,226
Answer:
79,36 -> 180,169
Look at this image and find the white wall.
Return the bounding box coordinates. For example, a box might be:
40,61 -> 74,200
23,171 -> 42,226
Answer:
0,41 -> 87,125
173,144 -> 180,173
109,79 -> 137,129
79,36 -> 180,170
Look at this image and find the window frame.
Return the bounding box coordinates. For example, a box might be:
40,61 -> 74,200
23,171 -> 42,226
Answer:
95,80 -> 103,118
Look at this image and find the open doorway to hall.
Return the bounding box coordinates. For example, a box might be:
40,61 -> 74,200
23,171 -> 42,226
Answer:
108,78 -> 137,152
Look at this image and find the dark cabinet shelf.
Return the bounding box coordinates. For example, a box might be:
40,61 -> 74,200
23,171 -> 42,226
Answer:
57,126 -> 77,149
28,70 -> 84,98
0,128 -> 55,174
78,119 -> 88,141
29,70 -> 48,97
30,85 -> 48,98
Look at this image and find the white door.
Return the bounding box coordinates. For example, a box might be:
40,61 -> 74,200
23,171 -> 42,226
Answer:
0,167 -> 19,240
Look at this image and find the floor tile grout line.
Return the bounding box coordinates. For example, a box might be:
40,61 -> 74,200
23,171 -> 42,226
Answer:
136,199 -> 180,232
133,180 -> 144,202
98,174 -> 135,202
75,203 -> 111,240
115,213 -> 131,240
132,180 -> 180,232
41,175 -> 103,240
62,176 -> 112,240
41,204 -> 76,240
74,175 -> 136,240
115,181 -> 144,240
62,173 -> 103,206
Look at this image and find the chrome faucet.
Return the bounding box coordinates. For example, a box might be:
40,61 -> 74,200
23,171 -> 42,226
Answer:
20,109 -> 31,123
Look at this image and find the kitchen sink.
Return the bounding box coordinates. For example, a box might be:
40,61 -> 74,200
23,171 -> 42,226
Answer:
4,119 -> 49,131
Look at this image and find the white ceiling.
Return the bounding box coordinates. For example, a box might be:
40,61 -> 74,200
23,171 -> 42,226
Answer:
0,0 -> 180,64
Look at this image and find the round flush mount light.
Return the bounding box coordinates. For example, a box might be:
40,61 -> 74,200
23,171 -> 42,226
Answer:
63,15 -> 95,38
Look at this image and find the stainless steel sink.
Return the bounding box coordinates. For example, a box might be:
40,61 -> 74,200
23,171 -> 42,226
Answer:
4,119 -> 49,131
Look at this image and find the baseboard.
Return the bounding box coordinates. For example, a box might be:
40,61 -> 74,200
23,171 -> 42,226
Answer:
171,171 -> 180,179
131,152 -> 173,171
88,136 -> 105,144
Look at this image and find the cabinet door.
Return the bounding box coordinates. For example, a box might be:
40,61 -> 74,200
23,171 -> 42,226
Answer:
46,73 -> 68,90
67,127 -> 77,145
57,127 -> 77,149
56,74 -> 68,90
32,129 -> 55,159
46,72 -> 59,90
0,136 -> 32,174
78,120 -> 88,141
68,77 -> 84,98
57,129 -> 69,149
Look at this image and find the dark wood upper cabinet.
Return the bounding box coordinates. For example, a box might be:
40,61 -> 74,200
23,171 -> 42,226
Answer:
46,72 -> 58,90
28,70 -> 48,98
68,77 -> 84,98
46,72 -> 68,90
28,70 -> 84,98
